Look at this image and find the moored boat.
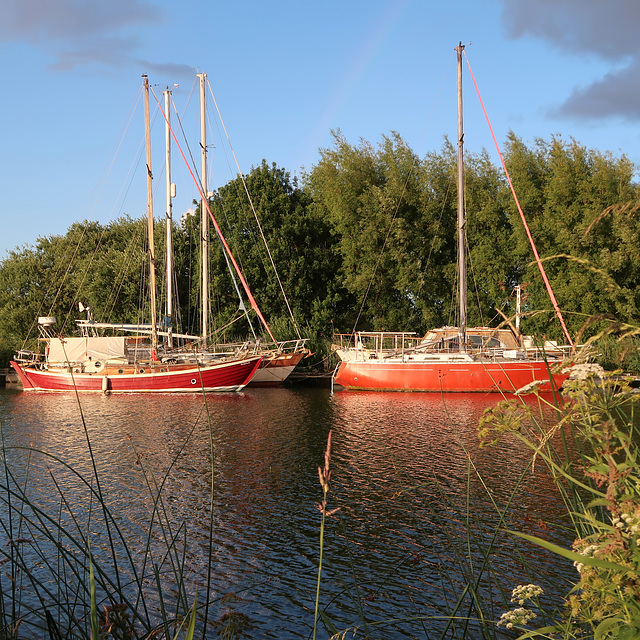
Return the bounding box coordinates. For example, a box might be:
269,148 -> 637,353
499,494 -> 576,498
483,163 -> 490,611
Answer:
333,328 -> 570,393
248,339 -> 310,386
11,77 -> 263,393
332,44 -> 573,394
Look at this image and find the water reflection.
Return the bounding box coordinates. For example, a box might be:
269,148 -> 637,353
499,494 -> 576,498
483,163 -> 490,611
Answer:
0,388 -> 575,638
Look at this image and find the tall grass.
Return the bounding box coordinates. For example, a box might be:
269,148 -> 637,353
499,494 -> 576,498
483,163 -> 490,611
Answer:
0,395 -> 216,639
477,373 -> 640,638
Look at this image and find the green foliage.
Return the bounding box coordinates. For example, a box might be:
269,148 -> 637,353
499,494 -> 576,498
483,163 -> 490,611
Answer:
503,134 -> 640,340
480,374 -> 640,638
307,131 -> 459,332
1,132 -> 640,371
183,160 -> 350,346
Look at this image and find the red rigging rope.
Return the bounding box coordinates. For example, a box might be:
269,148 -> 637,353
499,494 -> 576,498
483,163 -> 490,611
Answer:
463,54 -> 575,351
151,89 -> 276,343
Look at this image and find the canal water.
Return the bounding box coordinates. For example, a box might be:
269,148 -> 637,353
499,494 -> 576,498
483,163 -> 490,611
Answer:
0,386 -> 576,639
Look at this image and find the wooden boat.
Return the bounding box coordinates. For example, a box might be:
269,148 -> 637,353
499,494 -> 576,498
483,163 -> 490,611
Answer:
248,340 -> 309,386
333,44 -> 572,394
11,335 -> 262,393
11,77 -> 262,393
187,74 -> 308,385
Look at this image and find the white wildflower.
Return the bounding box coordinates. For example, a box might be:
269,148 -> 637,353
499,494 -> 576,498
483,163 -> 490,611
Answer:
511,584 -> 544,605
498,607 -> 537,629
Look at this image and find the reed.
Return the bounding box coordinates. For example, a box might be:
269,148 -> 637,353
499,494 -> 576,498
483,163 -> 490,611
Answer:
0,394 -> 218,639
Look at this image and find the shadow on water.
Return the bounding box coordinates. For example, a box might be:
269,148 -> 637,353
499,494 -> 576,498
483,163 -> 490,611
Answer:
0,387 -> 575,638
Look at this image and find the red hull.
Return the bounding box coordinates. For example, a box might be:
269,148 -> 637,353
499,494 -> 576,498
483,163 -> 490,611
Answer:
334,359 -> 567,393
10,357 -> 262,393
247,351 -> 306,387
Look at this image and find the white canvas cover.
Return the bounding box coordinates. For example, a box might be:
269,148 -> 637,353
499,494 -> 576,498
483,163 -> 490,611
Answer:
47,337 -> 127,364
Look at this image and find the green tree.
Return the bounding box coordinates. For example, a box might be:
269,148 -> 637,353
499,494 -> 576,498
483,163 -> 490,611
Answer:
503,133 -> 640,340
184,160 -> 346,350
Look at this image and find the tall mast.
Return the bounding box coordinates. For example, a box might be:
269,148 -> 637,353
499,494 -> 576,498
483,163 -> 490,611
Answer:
143,75 -> 158,354
164,87 -> 175,348
456,43 -> 467,350
198,72 -> 209,347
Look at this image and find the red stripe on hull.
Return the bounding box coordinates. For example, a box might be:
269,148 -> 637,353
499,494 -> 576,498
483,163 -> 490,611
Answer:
247,351 -> 306,387
10,357 -> 262,393
334,360 -> 567,393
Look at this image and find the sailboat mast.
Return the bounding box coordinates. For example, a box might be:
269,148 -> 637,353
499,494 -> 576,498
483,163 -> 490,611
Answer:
198,72 -> 209,347
456,43 -> 467,350
164,88 -> 175,348
143,76 -> 158,354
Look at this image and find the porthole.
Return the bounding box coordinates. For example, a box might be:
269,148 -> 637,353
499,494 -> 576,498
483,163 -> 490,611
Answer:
139,368 -> 145,374
191,379 -> 197,385
118,369 -> 124,374
160,368 -> 166,373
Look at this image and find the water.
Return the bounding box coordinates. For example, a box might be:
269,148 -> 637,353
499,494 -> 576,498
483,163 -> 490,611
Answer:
0,387 -> 577,639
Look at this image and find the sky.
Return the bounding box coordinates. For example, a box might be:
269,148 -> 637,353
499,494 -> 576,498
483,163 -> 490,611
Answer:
2,0 -> 640,258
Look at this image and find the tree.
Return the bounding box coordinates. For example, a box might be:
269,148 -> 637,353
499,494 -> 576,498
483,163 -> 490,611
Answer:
503,133 -> 640,339
185,160 -> 347,347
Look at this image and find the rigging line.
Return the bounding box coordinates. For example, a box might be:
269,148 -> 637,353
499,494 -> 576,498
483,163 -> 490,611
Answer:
200,96 -> 263,340
404,171 -> 454,332
22,87 -> 146,345
205,79 -> 301,340
203,95 -> 272,300
151,86 -> 276,342
101,223 -> 146,325
169,82 -> 254,335
463,52 -> 575,351
350,50 -> 456,337
465,228 -> 486,327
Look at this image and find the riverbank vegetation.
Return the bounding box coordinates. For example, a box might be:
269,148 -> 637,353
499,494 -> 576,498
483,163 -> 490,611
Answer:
478,373 -> 640,638
1,132 -> 639,370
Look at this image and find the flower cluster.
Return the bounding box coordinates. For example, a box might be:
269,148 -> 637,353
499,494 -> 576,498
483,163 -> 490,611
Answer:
497,584 -> 543,630
510,583 -> 544,605
612,508 -> 640,542
497,607 -> 537,630
573,543 -> 600,575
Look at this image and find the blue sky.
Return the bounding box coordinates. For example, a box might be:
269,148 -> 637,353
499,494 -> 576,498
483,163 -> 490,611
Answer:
2,0 -> 639,258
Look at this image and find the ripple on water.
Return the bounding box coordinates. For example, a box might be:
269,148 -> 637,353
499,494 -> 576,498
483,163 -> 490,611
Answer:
0,387 -> 576,638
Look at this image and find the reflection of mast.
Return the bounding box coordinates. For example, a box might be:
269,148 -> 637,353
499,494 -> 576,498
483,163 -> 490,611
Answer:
143,75 -> 158,353
456,42 -> 467,351
198,72 -> 209,347
164,87 -> 175,348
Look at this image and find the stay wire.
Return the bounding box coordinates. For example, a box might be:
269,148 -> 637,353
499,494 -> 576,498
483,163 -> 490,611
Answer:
350,49 -> 456,337
463,50 -> 574,350
205,79 -> 302,340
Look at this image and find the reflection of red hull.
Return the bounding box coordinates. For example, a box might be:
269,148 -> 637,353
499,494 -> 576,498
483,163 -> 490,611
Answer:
10,357 -> 262,393
248,351 -> 306,387
334,360 -> 567,393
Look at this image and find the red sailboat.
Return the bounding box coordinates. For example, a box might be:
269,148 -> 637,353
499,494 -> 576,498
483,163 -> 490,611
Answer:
333,44 -> 573,394
11,77 -> 262,393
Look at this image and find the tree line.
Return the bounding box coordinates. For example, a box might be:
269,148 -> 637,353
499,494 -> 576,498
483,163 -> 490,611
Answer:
2,130 -> 639,371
